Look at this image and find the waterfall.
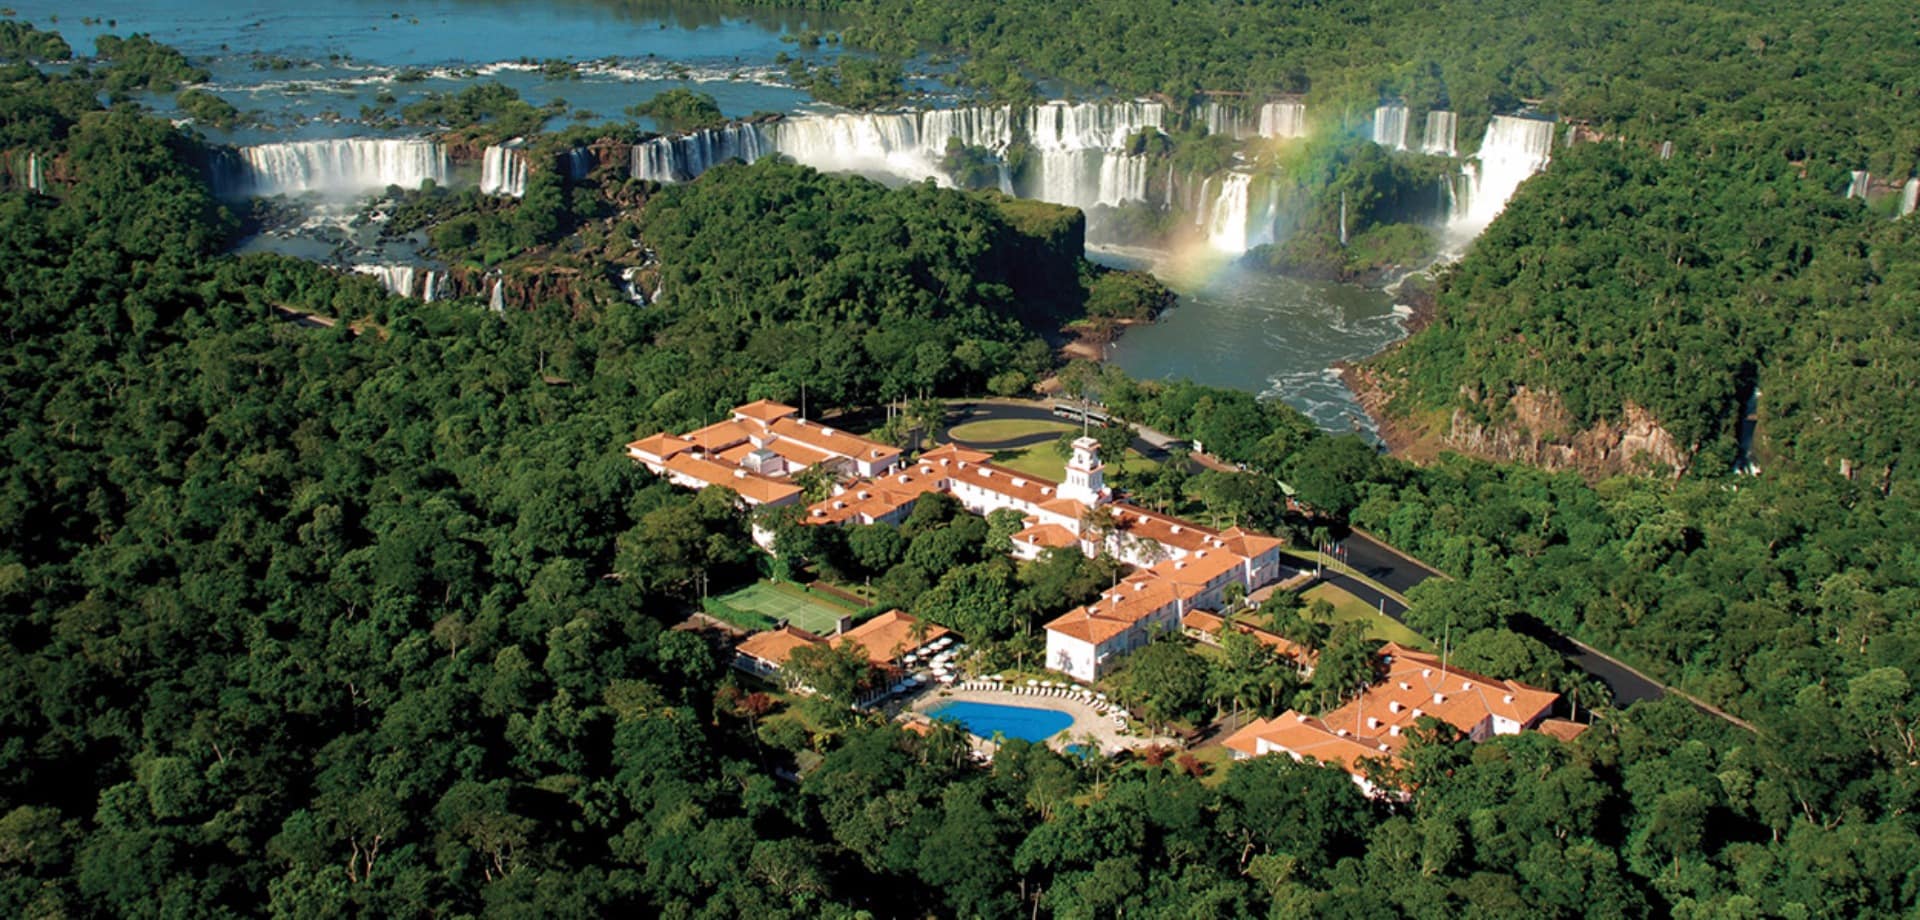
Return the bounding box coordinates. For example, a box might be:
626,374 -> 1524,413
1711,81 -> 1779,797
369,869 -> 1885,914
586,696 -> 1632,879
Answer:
1020,101 -> 1164,209
1203,102 -> 1249,139
488,279 -> 505,313
480,139 -> 529,197
1448,115 -> 1554,236
1339,192 -> 1349,246
620,267 -> 647,304
1026,100 -> 1164,150
562,147 -> 595,181
629,102 -> 1151,208
763,111 -> 928,177
630,123 -> 768,183
26,152 -> 45,193
918,105 -> 1014,152
1196,172 -> 1255,252
353,264 -> 417,298
1095,153 -> 1153,207
1421,111 -> 1457,156
422,270 -> 441,303
1847,170 -> 1871,200
1900,179 -> 1918,218
1659,141 -> 1674,161
218,138 -> 449,198
747,106 -> 1014,185
1372,105 -> 1409,151
1257,102 -> 1308,139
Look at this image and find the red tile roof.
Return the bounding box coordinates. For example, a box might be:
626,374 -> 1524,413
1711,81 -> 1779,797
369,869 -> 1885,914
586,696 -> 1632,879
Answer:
737,625 -> 827,667
833,610 -> 948,666
1223,711 -> 1401,777
663,453 -> 802,505
733,399 -> 800,423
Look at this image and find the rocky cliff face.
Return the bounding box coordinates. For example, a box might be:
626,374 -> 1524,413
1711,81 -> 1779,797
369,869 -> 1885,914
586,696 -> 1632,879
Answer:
1442,386 -> 1692,477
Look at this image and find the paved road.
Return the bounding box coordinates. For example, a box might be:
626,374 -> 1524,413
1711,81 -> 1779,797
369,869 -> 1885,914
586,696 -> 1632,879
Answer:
1333,530 -> 1678,709
940,398 -> 1707,718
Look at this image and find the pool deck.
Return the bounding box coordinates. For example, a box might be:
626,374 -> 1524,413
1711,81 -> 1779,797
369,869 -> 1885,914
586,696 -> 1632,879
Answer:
908,685 -> 1176,758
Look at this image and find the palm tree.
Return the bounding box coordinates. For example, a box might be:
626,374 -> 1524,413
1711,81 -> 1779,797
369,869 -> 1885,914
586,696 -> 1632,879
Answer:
1561,672 -> 1613,722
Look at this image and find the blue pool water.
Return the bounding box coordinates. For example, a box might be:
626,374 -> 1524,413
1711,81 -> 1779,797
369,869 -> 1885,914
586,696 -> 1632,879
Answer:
927,701 -> 1075,743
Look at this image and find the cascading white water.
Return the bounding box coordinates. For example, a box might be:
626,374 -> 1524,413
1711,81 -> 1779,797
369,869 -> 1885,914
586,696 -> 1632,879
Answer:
480,139 -> 529,197
1023,101 -> 1164,210
1372,105 -> 1409,151
1027,100 -> 1164,150
763,112 -> 927,177
1448,115 -> 1554,237
918,105 -> 1014,153
630,124 -> 768,183
1847,170 -> 1871,200
1258,102 -> 1308,139
1196,172 -> 1255,252
1900,178 -> 1918,218
488,279 -> 505,313
1203,102 -> 1250,139
1422,111 -> 1457,156
630,102 -> 1154,208
26,152 -> 46,193
1659,141 -> 1674,161
1095,154 -> 1153,208
221,138 -> 448,198
422,270 -> 441,303
353,264 -> 417,298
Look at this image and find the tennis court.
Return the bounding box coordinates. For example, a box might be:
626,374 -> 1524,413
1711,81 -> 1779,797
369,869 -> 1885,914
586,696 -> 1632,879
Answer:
716,581 -> 860,635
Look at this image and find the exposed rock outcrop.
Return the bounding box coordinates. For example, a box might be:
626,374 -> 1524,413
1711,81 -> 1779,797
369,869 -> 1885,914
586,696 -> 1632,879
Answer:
1440,387 -> 1691,477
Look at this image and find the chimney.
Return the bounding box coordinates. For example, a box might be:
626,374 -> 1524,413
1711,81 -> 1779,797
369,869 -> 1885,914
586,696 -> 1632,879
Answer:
1388,701 -> 1402,713
1432,693 -> 1446,704
1503,694 -> 1515,704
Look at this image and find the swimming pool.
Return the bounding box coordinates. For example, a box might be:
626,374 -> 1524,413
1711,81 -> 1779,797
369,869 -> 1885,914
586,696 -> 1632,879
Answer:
926,701 -> 1075,743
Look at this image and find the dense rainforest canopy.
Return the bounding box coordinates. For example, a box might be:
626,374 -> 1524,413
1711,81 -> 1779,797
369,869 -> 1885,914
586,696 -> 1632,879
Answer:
1,12 -> 1918,919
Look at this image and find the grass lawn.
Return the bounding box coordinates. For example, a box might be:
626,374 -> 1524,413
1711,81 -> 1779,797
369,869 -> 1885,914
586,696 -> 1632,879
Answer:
715,580 -> 862,634
987,442 -> 1159,483
1301,582 -> 1430,649
946,418 -> 1076,443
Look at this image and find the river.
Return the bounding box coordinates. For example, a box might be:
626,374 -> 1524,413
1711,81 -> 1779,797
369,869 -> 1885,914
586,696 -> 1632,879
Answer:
16,0 -> 838,143
1093,248 -> 1407,437
17,0 -> 1479,434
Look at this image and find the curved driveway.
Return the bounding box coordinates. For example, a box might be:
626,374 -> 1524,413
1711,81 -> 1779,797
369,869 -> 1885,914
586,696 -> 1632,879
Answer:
938,398 -> 1733,722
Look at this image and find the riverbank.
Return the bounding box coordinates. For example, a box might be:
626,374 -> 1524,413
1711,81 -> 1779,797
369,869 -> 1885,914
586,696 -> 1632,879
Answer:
1335,274 -> 1441,457
1085,247 -> 1431,441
